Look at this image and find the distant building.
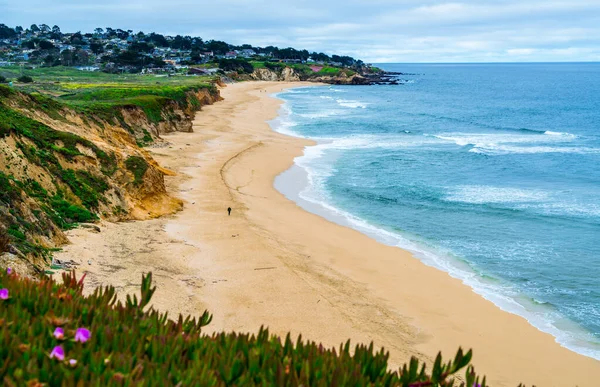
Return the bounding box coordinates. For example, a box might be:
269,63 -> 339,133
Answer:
75,66 -> 100,71
238,49 -> 256,58
188,67 -> 207,75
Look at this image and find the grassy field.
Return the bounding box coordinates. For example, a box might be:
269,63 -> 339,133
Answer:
0,66 -> 215,97
0,66 -> 218,127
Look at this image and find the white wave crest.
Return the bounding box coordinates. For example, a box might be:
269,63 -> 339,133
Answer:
470,145 -> 600,155
544,131 -> 577,138
434,132 -> 576,147
297,110 -> 340,119
336,99 -> 369,109
445,185 -> 550,204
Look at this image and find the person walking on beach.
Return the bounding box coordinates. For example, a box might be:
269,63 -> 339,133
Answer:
227,207 -> 232,216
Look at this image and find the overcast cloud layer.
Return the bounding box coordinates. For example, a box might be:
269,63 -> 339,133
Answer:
3,0 -> 600,62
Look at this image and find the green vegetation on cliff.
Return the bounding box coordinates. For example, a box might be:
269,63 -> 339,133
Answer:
0,73 -> 219,268
0,270 -> 488,386
125,156 -> 149,186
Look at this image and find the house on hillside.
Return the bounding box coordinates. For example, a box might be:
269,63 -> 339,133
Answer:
239,49 -> 256,58
188,67 -> 207,75
225,51 -> 238,59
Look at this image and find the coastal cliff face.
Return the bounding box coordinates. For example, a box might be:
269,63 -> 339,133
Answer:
0,85 -> 221,275
242,67 -> 374,85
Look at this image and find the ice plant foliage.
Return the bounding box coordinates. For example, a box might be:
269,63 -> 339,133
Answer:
74,327 -> 91,343
0,270 -> 497,386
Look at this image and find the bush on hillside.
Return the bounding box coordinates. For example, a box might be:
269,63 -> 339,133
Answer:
17,75 -> 33,83
0,228 -> 9,253
0,75 -> 7,83
0,269 -> 489,386
218,58 -> 254,74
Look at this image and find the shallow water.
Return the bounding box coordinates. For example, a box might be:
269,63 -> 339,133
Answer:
271,63 -> 600,359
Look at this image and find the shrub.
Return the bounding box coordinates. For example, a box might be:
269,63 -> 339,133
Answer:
17,75 -> 33,83
125,156 -> 148,186
264,61 -> 285,71
46,195 -> 97,227
0,75 -> 7,83
0,227 -> 10,253
0,271 -> 488,386
218,58 -> 254,74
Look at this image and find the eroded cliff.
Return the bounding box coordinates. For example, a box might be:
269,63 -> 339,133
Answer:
0,85 -> 221,275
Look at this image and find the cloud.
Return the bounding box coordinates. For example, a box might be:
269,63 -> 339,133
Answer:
3,0 -> 600,62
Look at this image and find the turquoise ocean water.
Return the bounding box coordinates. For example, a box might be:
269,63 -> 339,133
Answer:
270,63 -> 600,359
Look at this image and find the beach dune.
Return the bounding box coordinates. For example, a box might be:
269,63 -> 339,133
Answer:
56,81 -> 600,386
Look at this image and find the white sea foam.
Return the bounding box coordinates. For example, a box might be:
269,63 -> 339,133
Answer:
434,132 -> 575,147
445,185 -> 550,204
336,99 -> 369,108
519,201 -> 600,218
470,145 -> 600,155
431,132 -> 597,155
297,109 -> 341,119
445,185 -> 600,218
269,101 -> 303,137
544,130 -> 577,138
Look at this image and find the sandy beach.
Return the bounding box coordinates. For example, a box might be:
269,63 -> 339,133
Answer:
56,81 -> 600,386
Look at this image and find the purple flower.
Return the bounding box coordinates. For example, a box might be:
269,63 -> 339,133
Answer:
0,288 -> 8,300
6,267 -> 12,275
53,327 -> 64,339
69,359 -> 77,366
49,345 -> 65,361
74,328 -> 91,343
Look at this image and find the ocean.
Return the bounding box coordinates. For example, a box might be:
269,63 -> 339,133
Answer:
270,63 -> 600,360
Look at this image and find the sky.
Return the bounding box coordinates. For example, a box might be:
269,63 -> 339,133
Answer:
2,0 -> 600,63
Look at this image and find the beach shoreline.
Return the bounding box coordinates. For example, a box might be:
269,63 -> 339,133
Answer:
56,81 -> 600,386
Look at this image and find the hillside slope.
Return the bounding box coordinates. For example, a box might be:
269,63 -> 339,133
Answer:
0,84 -> 221,275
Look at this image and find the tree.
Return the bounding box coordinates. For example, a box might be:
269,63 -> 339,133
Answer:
94,27 -> 104,36
90,42 -> 104,55
0,24 -> 17,39
116,29 -> 129,39
21,40 -> 35,49
38,40 -> 55,50
218,58 -> 253,74
148,33 -> 169,47
70,32 -> 83,45
30,24 -> 40,33
60,49 -> 73,66
43,54 -> 58,66
170,35 -> 192,50
52,25 -> 61,34
311,52 -> 331,63
15,26 -> 23,34
17,75 -> 33,83
205,40 -> 230,55
130,41 -> 153,53
39,24 -> 50,33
